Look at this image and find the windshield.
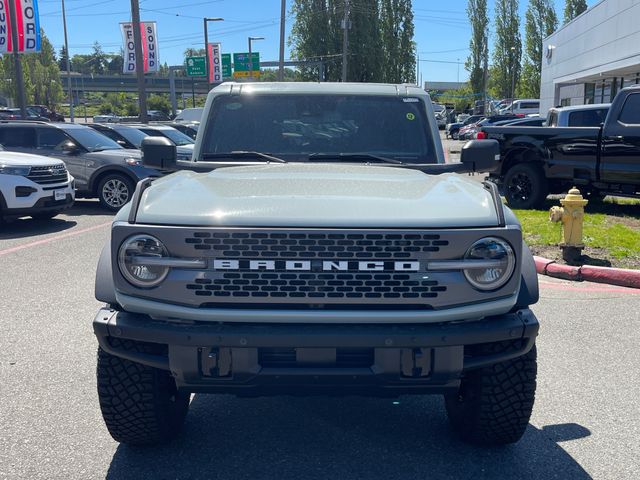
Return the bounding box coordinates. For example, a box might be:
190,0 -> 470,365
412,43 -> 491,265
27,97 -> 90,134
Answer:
202,94 -> 436,163
141,128 -> 194,146
115,126 -> 150,148
63,127 -> 123,151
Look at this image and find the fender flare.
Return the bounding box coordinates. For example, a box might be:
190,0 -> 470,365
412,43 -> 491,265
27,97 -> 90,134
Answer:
95,241 -> 118,305
515,243 -> 540,308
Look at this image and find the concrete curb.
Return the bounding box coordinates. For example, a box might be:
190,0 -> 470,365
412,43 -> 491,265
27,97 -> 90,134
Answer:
533,256 -> 640,289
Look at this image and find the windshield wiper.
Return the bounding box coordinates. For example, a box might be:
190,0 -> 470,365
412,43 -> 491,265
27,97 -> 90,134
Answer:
201,151 -> 287,163
307,153 -> 407,165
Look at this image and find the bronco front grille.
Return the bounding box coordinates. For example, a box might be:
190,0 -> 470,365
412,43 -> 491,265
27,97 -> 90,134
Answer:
27,164 -> 68,185
186,272 -> 446,300
184,231 -> 449,258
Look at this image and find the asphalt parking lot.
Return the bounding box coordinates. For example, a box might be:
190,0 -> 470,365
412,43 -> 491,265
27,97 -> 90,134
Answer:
1,199 -> 639,480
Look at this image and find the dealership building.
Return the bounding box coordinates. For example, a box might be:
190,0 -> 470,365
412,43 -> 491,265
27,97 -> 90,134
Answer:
540,0 -> 640,113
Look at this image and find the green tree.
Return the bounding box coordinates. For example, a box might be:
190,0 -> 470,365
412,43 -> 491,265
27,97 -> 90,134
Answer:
520,0 -> 558,98
465,0 -> 489,96
147,93 -> 171,114
563,0 -> 588,24
492,0 -> 522,99
1,30 -> 63,108
380,0 -> 415,83
90,42 -> 108,74
290,0 -> 345,81
290,0 -> 413,83
58,46 -> 70,72
107,50 -> 124,74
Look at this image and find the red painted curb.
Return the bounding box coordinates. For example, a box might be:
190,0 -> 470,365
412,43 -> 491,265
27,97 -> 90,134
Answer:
546,262 -> 582,280
580,265 -> 640,289
533,256 -> 639,289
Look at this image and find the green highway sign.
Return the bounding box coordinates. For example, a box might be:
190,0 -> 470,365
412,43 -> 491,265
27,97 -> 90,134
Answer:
232,52 -> 260,72
221,53 -> 232,78
186,56 -> 206,77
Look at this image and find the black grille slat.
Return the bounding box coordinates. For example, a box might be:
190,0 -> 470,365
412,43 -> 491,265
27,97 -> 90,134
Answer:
26,165 -> 68,185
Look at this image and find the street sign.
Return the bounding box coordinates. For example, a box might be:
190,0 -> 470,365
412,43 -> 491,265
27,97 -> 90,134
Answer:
186,56 -> 206,77
233,70 -> 261,79
221,53 -> 232,78
232,52 -> 260,72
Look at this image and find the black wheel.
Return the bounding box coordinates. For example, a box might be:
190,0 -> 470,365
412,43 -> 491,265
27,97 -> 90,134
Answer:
31,210 -> 63,221
451,129 -> 460,140
97,173 -> 134,211
503,163 -> 548,209
445,344 -> 537,446
97,346 -> 190,446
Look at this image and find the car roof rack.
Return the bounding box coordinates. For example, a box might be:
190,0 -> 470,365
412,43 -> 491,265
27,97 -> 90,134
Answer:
0,120 -> 50,125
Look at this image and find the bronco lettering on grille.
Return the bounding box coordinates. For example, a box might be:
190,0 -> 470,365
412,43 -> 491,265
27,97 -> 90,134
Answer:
212,260 -> 421,272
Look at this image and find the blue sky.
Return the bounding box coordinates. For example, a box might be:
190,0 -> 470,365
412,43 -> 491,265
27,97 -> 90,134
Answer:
37,0 -> 595,82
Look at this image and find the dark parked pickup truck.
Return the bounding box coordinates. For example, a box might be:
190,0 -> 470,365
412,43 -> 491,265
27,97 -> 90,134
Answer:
483,85 -> 640,209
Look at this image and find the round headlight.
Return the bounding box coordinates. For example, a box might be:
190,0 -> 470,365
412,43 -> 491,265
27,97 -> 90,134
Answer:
463,237 -> 515,291
118,234 -> 169,288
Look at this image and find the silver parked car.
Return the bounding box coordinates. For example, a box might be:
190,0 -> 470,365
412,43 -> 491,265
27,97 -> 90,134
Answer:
0,121 -> 162,210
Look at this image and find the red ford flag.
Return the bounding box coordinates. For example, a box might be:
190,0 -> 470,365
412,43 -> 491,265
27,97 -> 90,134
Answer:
120,21 -> 159,74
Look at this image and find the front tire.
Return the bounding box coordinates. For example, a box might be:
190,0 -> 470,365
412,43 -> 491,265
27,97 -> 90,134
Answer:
97,173 -> 134,211
503,163 -> 548,209
97,347 -> 190,446
445,344 -> 537,446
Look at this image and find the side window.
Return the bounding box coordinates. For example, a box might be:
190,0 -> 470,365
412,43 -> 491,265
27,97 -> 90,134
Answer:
37,128 -> 69,150
618,94 -> 640,125
520,102 -> 539,109
0,127 -> 36,147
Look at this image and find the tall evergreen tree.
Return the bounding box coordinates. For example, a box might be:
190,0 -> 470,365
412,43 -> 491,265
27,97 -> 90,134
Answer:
563,0 -> 588,24
520,0 -> 558,97
380,0 -> 415,83
465,0 -> 489,96
492,0 -> 522,99
58,46 -> 70,72
290,0 -> 411,82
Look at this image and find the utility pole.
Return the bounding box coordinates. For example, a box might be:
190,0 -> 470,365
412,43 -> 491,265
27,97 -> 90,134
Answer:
61,0 -> 74,122
278,0 -> 286,81
341,0 -> 350,82
130,0 -> 148,123
7,0 -> 26,118
482,51 -> 488,114
510,46 -> 516,112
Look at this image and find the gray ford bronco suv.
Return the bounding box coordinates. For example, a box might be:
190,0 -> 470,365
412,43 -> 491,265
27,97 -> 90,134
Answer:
93,82 -> 540,446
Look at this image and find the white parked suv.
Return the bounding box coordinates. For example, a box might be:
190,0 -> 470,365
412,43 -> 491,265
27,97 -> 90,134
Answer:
0,150 -> 75,221
499,99 -> 540,116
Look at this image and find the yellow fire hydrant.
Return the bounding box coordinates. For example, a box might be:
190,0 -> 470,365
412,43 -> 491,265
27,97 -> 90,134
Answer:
549,187 -> 588,262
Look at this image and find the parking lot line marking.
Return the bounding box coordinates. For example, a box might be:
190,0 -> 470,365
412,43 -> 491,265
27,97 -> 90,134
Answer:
539,281 -> 640,294
0,221 -> 111,257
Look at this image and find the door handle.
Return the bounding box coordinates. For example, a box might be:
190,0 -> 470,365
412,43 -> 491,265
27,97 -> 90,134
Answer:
607,135 -> 624,141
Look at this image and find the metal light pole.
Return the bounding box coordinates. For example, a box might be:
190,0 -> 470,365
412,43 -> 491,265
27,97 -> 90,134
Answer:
510,46 -> 516,111
278,0 -> 286,81
204,17 -> 224,88
248,36 -> 264,81
457,58 -> 460,83
61,0 -> 74,122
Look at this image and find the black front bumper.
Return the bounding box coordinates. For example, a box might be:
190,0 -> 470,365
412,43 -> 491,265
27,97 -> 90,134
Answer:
93,308 -> 539,396
2,193 -> 74,218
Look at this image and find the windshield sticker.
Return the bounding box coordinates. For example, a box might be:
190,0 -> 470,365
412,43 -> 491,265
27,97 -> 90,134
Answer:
406,112 -> 416,121
403,98 -> 419,103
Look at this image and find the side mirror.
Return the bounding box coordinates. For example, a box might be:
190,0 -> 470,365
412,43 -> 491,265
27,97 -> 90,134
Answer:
141,136 -> 177,170
460,139 -> 500,173
62,141 -> 79,154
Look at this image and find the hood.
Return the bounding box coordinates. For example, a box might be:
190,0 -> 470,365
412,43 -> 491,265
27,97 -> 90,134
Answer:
0,151 -> 65,167
134,164 -> 499,228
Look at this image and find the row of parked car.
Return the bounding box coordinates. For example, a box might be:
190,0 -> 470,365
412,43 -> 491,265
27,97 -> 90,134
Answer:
0,117 -> 201,222
446,103 -> 612,141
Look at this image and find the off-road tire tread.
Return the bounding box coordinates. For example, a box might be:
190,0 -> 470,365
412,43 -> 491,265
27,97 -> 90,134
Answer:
445,344 -> 537,445
96,346 -> 189,446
